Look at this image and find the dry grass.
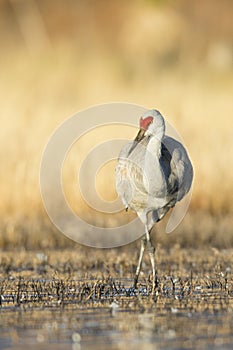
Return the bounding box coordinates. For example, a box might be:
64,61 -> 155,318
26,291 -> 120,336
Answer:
0,246 -> 233,304
0,211 -> 232,250
0,0 -> 232,249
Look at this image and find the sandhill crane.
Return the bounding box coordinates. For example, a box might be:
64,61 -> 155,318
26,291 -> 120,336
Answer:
116,109 -> 193,291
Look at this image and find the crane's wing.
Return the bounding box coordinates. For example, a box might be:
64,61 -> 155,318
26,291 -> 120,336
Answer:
160,136 -> 193,205
149,136 -> 193,225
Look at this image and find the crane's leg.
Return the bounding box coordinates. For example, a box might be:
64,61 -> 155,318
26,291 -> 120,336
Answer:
145,226 -> 158,293
133,235 -> 147,289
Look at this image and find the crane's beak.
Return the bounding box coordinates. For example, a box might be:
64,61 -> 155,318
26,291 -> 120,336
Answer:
134,128 -> 146,143
128,128 -> 145,155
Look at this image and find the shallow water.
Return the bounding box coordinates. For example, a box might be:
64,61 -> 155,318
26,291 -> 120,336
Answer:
1,278 -> 233,350
1,306 -> 233,350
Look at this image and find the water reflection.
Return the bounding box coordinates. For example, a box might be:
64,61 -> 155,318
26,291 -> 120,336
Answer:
1,283 -> 233,350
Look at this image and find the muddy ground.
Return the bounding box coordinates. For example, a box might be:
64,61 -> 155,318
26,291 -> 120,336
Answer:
0,246 -> 233,349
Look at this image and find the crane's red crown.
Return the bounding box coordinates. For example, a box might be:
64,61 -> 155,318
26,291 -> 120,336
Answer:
140,116 -> 153,130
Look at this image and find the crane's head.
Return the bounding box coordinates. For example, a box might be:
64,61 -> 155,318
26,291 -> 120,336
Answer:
134,109 -> 165,143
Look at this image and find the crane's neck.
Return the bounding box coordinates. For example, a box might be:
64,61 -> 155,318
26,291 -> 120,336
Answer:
143,127 -> 165,191
146,126 -> 164,158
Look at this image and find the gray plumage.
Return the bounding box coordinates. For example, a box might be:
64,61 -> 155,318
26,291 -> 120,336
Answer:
116,109 -> 193,291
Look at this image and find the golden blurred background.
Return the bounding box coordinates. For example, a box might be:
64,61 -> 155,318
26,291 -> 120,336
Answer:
0,0 -> 232,249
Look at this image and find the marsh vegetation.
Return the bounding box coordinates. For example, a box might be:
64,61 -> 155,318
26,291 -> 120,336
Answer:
0,1 -> 232,349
